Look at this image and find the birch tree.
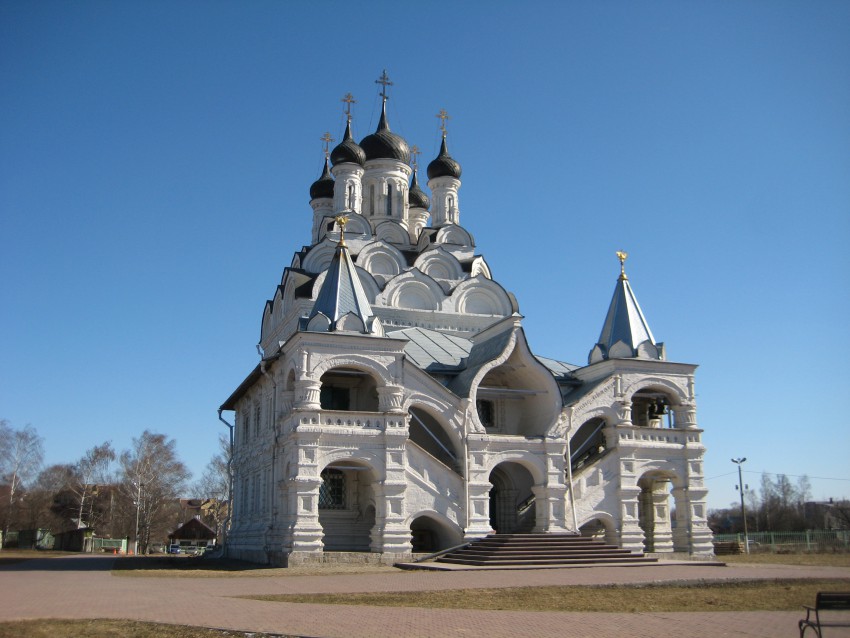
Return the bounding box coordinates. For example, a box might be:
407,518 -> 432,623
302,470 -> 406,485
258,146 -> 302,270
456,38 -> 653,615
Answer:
0,420 -> 44,538
119,431 -> 189,553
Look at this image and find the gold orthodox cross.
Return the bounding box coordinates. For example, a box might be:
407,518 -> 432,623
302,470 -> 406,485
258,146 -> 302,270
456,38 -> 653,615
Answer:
411,145 -> 421,170
436,109 -> 450,135
320,132 -> 334,158
616,251 -> 628,279
375,69 -> 393,101
341,93 -> 356,120
335,214 -> 349,246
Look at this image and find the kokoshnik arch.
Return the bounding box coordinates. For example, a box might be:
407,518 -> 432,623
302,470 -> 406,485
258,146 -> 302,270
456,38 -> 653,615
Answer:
219,72 -> 714,565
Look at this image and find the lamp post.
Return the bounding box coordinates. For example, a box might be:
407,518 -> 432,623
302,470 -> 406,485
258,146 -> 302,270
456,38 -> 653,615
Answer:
133,480 -> 143,556
731,458 -> 749,554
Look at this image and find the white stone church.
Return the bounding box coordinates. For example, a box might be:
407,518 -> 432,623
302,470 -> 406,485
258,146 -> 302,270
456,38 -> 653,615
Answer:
220,76 -> 714,565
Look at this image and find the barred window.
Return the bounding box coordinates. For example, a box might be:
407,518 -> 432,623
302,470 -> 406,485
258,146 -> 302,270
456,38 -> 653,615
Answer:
477,399 -> 495,427
319,469 -> 346,510
254,403 -> 261,437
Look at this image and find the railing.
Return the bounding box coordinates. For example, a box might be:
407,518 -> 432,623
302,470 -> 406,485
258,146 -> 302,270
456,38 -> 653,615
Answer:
714,530 -> 850,552
292,410 -> 406,431
92,537 -> 128,553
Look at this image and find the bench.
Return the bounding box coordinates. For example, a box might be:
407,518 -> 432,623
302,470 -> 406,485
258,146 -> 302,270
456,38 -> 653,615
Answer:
799,592 -> 850,637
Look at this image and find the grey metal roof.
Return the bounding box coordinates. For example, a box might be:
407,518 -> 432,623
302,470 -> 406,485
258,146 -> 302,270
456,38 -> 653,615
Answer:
536,356 -> 580,378
448,327 -> 514,398
595,274 -> 656,356
307,241 -> 374,331
385,327 -> 472,371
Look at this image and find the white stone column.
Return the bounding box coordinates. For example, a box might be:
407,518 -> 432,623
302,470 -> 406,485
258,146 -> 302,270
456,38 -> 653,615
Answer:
649,481 -> 674,552
618,486 -> 644,551
288,475 -> 324,553
377,385 -> 405,413
294,379 -> 321,410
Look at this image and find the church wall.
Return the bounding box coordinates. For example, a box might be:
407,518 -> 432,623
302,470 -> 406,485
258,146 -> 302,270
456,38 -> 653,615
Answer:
222,86 -> 712,564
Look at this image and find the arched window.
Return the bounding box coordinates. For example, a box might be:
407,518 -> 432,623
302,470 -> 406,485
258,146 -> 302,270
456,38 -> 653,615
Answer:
347,184 -> 355,209
386,183 -> 393,216
369,184 -> 375,216
319,469 -> 346,510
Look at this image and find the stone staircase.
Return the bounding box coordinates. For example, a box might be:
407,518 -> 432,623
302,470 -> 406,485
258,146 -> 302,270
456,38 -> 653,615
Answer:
434,533 -> 657,567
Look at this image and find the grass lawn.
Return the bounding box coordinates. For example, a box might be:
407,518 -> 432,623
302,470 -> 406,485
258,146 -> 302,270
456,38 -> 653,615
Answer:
720,552 -> 850,567
0,620 -> 292,638
244,578 -> 850,612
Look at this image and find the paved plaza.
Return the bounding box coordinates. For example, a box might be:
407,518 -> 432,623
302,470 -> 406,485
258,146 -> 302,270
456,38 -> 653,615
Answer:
1,555 -> 849,637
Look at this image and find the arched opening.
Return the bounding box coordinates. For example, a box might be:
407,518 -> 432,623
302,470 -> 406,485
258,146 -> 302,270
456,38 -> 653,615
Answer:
489,462 -> 536,534
579,516 -> 617,545
318,460 -> 377,552
631,389 -> 674,428
408,407 -> 461,472
410,514 -> 463,553
475,338 -> 559,437
637,471 -> 677,553
319,368 -> 379,412
570,418 -> 608,472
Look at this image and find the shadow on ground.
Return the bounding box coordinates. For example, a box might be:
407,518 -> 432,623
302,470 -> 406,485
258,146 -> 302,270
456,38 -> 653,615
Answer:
0,554 -> 116,572
112,555 -> 282,574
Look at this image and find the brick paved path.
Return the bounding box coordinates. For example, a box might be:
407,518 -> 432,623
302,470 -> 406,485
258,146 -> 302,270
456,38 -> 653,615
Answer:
2,555 -> 849,637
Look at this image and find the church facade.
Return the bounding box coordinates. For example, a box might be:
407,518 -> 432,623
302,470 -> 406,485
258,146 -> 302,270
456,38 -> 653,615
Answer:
220,77 -> 714,565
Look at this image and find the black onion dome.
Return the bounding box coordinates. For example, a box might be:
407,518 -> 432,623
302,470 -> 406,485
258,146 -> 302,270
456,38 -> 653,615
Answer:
309,158 -> 335,200
330,120 -> 366,167
426,136 -> 462,180
408,170 -> 430,210
359,102 -> 410,163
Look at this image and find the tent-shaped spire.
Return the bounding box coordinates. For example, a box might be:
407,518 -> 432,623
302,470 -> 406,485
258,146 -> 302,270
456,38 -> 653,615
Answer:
589,252 -> 664,363
304,217 -> 381,335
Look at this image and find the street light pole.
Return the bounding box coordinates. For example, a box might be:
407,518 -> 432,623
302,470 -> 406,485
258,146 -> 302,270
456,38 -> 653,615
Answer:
731,458 -> 749,554
133,480 -> 143,556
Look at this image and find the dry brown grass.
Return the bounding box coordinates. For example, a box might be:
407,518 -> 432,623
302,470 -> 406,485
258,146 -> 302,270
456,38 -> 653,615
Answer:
112,555 -> 396,578
721,552 -> 850,567
0,619 -> 293,638
245,578 -> 850,612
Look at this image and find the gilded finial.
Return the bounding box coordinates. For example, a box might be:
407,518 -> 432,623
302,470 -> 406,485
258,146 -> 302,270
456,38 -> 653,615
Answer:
341,93 -> 356,123
335,214 -> 349,246
320,132 -> 335,159
616,251 -> 628,280
375,69 -> 393,102
436,108 -> 450,137
411,145 -> 421,170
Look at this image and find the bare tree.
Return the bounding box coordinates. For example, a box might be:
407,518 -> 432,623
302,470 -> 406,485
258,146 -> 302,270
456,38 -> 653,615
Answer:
0,420 -> 44,539
23,464 -> 77,530
71,442 -> 115,529
119,431 -> 189,554
193,433 -> 231,541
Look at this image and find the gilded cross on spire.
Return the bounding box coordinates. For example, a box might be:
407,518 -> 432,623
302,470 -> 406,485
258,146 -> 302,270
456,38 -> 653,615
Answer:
411,145 -> 421,170
320,132 -> 335,159
335,214 -> 349,246
616,251 -> 629,280
375,69 -> 393,102
341,93 -> 356,121
436,108 -> 450,136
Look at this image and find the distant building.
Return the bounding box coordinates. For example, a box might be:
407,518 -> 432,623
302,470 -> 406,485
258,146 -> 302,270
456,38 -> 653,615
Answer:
168,517 -> 216,551
220,75 -> 713,565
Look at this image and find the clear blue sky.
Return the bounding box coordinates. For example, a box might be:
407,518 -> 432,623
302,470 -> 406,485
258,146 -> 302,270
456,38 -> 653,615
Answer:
2,1 -> 848,511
